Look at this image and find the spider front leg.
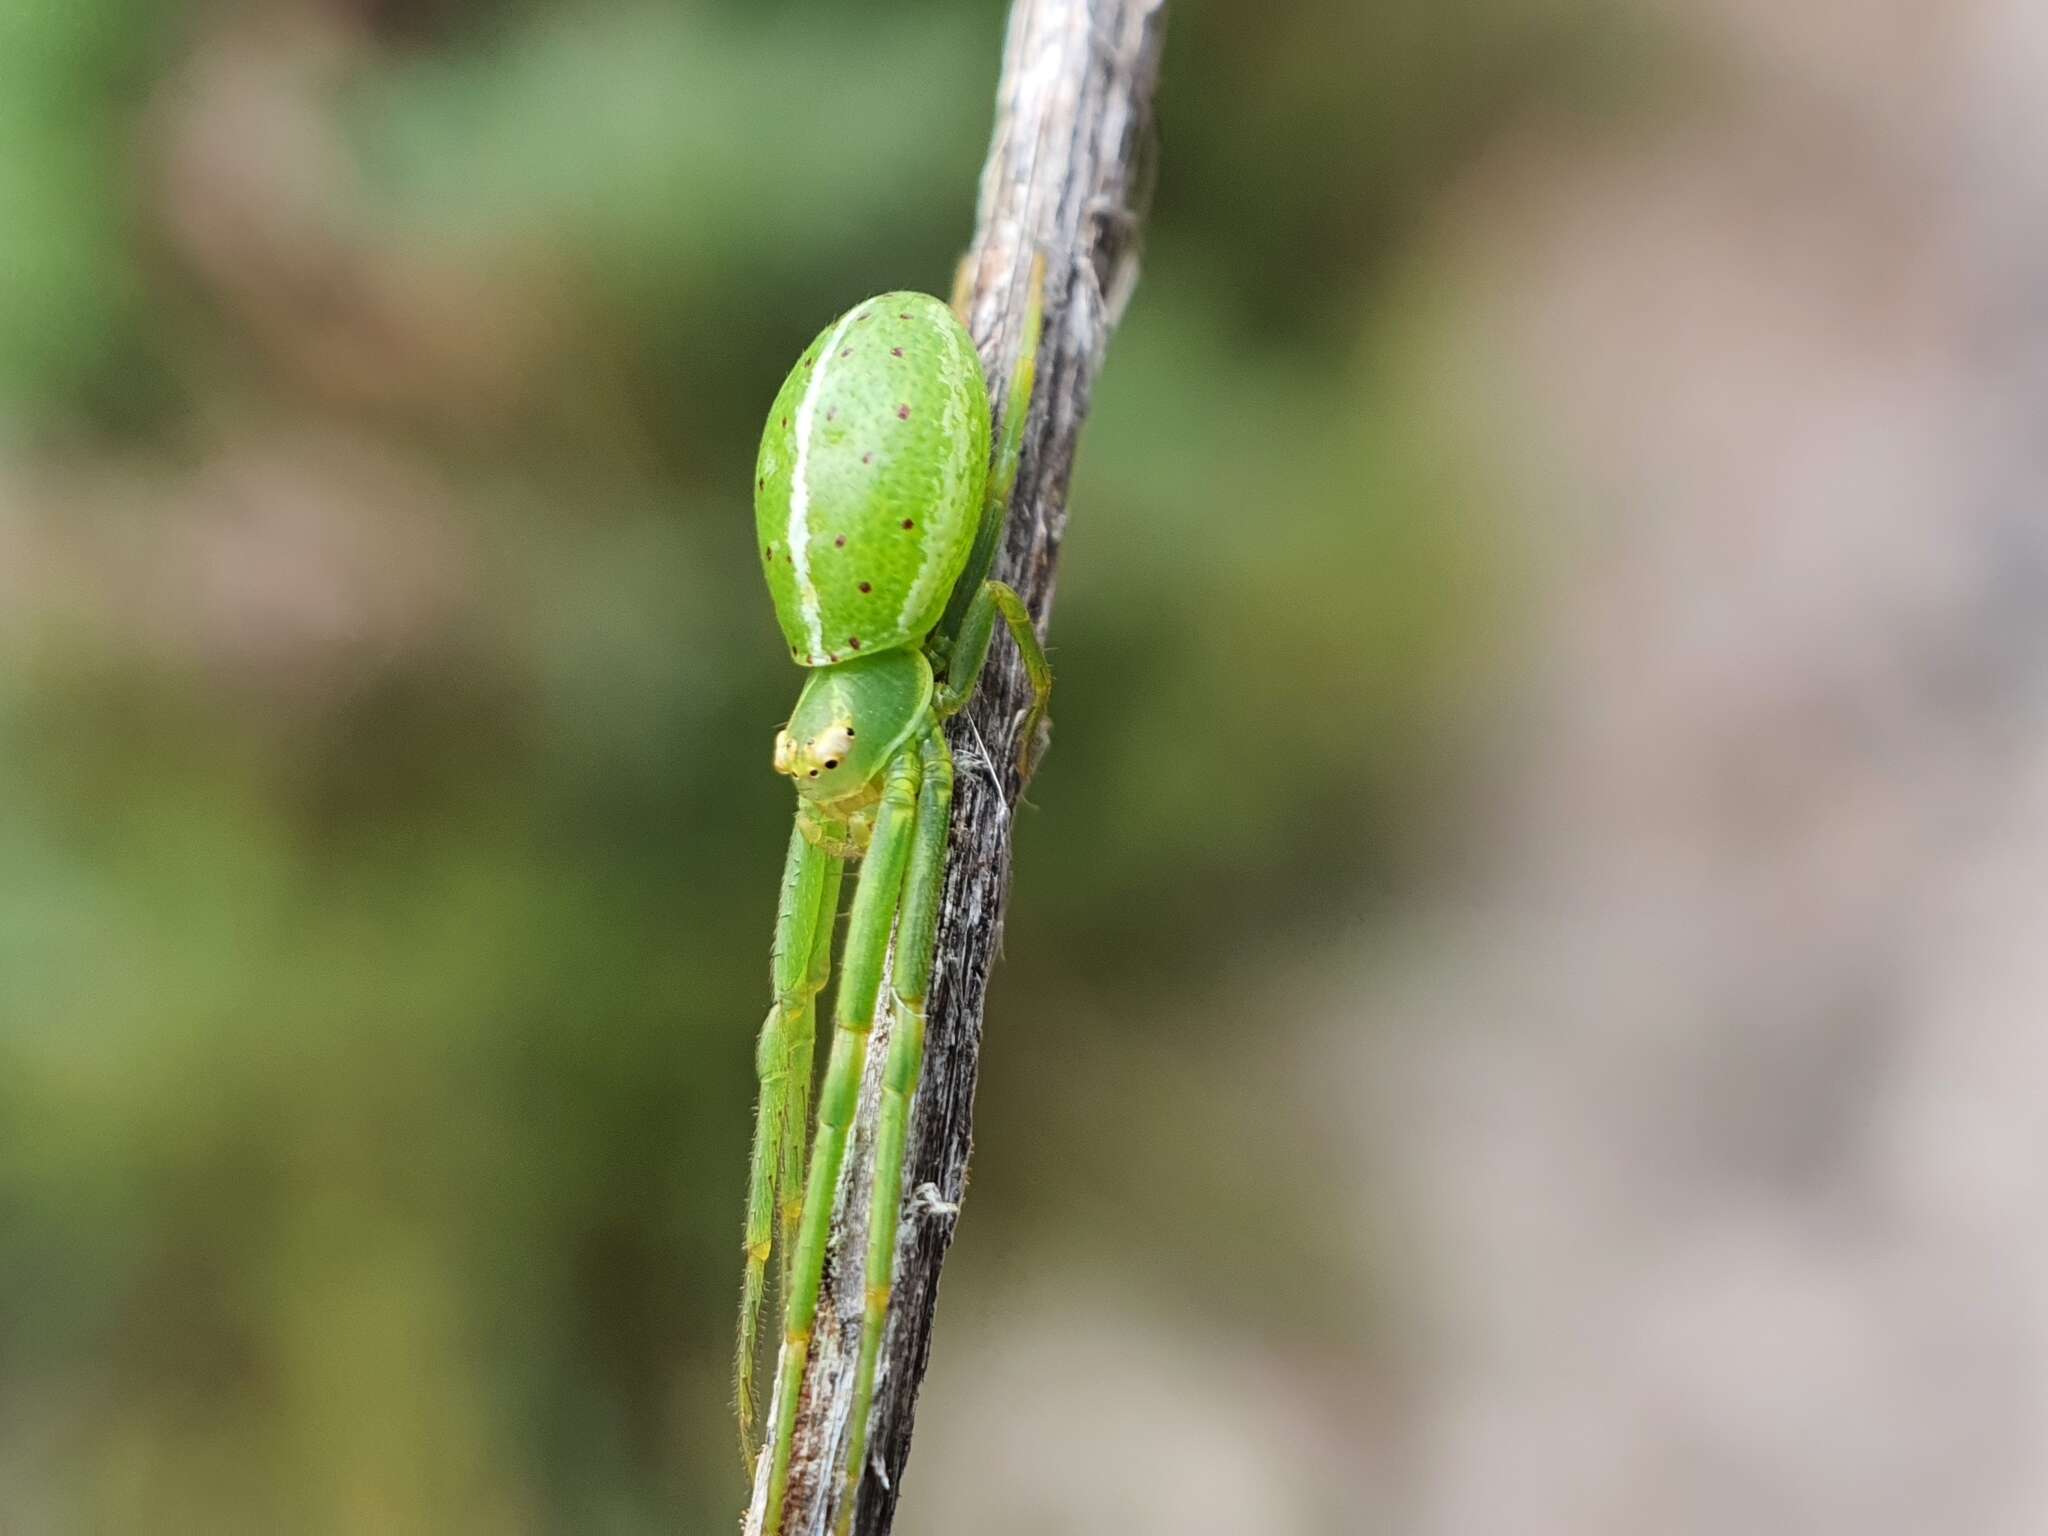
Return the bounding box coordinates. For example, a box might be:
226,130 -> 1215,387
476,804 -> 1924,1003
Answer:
834,727 -> 953,1532
737,822 -> 841,1461
761,744 -> 925,1533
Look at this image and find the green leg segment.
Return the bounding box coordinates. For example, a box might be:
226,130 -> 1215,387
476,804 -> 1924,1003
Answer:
931,256 -> 1052,769
835,730 -> 954,1532
781,857 -> 842,1295
762,744 -> 924,1532
738,823 -> 838,1462
934,257 -> 1045,660
935,579 -> 1053,773
988,256 -> 1043,510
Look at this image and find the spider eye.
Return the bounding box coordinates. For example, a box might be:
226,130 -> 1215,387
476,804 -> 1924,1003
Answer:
824,759 -> 839,769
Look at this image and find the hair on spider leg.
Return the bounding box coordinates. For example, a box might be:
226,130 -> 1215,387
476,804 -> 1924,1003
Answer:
909,1182 -> 960,1219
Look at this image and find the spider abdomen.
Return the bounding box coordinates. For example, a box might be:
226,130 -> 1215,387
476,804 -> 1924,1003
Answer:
755,292 -> 991,667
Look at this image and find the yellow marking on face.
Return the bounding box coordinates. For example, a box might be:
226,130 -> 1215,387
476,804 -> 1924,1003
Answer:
772,720 -> 856,780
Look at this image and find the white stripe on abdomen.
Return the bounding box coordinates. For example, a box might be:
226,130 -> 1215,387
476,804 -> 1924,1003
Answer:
789,309 -> 859,658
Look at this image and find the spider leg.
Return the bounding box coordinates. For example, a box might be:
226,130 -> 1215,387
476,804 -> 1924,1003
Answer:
932,258 -> 1052,769
934,580 -> 1052,774
780,857 -> 843,1297
932,255 -> 1045,663
836,727 -> 953,1532
761,743 -> 925,1532
738,821 -> 839,1462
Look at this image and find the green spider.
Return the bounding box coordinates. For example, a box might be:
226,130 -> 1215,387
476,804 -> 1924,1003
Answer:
736,266 -> 1049,1533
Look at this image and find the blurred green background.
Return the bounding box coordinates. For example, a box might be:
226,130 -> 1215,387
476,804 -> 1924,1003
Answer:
0,0 -> 1658,1529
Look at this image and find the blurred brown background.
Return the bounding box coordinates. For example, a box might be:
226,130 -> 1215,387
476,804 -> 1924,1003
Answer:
5,1 -> 2044,1531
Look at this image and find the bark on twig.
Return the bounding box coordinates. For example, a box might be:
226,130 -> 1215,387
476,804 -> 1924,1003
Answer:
744,1 -> 1165,1530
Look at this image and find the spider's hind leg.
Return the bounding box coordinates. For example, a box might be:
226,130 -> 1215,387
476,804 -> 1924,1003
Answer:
935,580 -> 1052,774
